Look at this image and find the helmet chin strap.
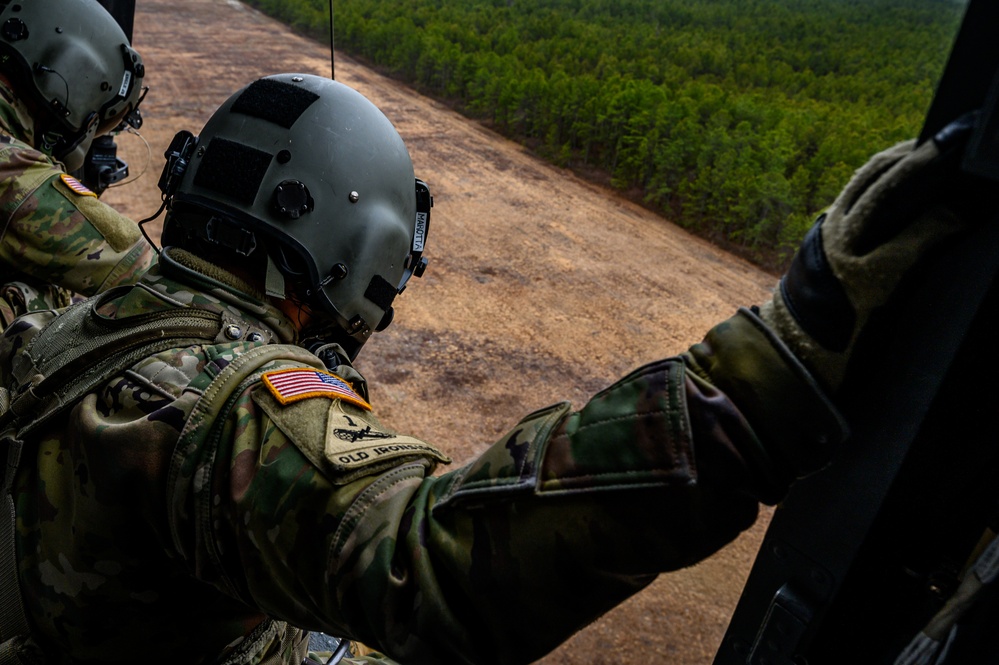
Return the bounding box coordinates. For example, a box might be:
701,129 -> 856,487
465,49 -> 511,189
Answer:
58,131 -> 96,172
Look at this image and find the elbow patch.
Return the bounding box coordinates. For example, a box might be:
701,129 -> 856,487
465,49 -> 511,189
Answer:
435,360 -> 703,510
434,401 -> 574,508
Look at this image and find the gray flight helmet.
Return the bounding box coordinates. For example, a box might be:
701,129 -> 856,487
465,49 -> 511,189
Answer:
0,0 -> 145,170
161,74 -> 430,359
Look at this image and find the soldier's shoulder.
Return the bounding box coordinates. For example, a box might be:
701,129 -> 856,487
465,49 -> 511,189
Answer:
248,364 -> 450,485
0,137 -> 61,208
0,133 -> 57,176
119,339 -> 297,402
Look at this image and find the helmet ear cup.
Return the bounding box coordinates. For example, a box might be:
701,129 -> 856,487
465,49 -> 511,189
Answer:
158,130 -> 199,198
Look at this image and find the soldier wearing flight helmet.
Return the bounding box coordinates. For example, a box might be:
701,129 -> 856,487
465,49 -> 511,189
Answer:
0,0 -> 153,328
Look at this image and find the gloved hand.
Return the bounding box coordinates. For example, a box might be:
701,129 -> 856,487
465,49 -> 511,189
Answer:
759,113 -> 993,393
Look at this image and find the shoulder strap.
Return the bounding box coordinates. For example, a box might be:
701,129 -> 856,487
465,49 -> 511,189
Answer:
0,286 -> 224,652
2,286 -> 224,438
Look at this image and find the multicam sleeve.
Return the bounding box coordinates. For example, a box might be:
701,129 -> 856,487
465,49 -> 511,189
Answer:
0,279 -> 72,330
0,143 -> 154,295
187,310 -> 845,665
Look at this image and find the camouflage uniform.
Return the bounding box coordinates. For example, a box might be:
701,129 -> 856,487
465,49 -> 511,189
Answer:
0,78 -> 155,328
1,247 -> 844,664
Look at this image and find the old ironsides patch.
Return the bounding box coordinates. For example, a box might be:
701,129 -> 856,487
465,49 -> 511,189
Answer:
323,404 -> 451,473
251,391 -> 452,483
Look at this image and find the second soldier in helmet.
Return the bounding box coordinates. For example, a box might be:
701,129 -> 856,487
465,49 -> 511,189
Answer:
0,0 -> 153,328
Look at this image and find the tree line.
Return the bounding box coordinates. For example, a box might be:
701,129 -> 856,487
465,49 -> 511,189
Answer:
243,0 -> 966,270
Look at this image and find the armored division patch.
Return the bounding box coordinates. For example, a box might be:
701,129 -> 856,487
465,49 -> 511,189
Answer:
262,367 -> 371,410
252,390 -> 452,484
59,174 -> 98,198
323,405 -> 450,473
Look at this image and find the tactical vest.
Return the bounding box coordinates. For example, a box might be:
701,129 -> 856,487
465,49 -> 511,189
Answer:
0,286 -> 347,664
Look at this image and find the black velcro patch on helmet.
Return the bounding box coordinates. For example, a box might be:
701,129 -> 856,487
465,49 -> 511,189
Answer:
365,275 -> 398,311
231,79 -> 320,129
194,138 -> 273,206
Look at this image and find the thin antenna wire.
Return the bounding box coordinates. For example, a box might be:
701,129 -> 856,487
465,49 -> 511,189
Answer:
329,0 -> 335,79
107,126 -> 151,189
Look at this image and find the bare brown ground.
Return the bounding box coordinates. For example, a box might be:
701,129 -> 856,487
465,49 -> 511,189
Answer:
102,1 -> 780,662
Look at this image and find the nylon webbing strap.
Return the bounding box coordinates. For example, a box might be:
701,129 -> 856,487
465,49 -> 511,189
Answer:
2,287 -> 224,440
0,436 -> 28,648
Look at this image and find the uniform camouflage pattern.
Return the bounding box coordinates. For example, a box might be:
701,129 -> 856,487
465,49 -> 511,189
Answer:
3,248 -> 844,664
0,279 -> 71,327
0,79 -> 155,328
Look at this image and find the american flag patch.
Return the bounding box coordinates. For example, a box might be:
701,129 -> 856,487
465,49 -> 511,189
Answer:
60,174 -> 98,198
262,368 -> 371,410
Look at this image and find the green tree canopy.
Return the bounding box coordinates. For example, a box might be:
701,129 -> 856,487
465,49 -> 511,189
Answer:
244,0 -> 966,270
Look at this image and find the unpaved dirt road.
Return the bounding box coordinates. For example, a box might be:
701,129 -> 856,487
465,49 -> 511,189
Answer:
103,1 -> 781,661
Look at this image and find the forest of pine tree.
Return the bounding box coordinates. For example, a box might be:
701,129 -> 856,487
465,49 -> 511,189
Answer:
243,0 -> 966,270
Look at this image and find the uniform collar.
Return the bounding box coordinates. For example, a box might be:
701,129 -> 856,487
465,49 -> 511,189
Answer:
121,247 -> 299,344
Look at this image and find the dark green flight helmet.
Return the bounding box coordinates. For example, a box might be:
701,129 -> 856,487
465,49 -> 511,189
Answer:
160,74 -> 431,360
0,0 -> 145,171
